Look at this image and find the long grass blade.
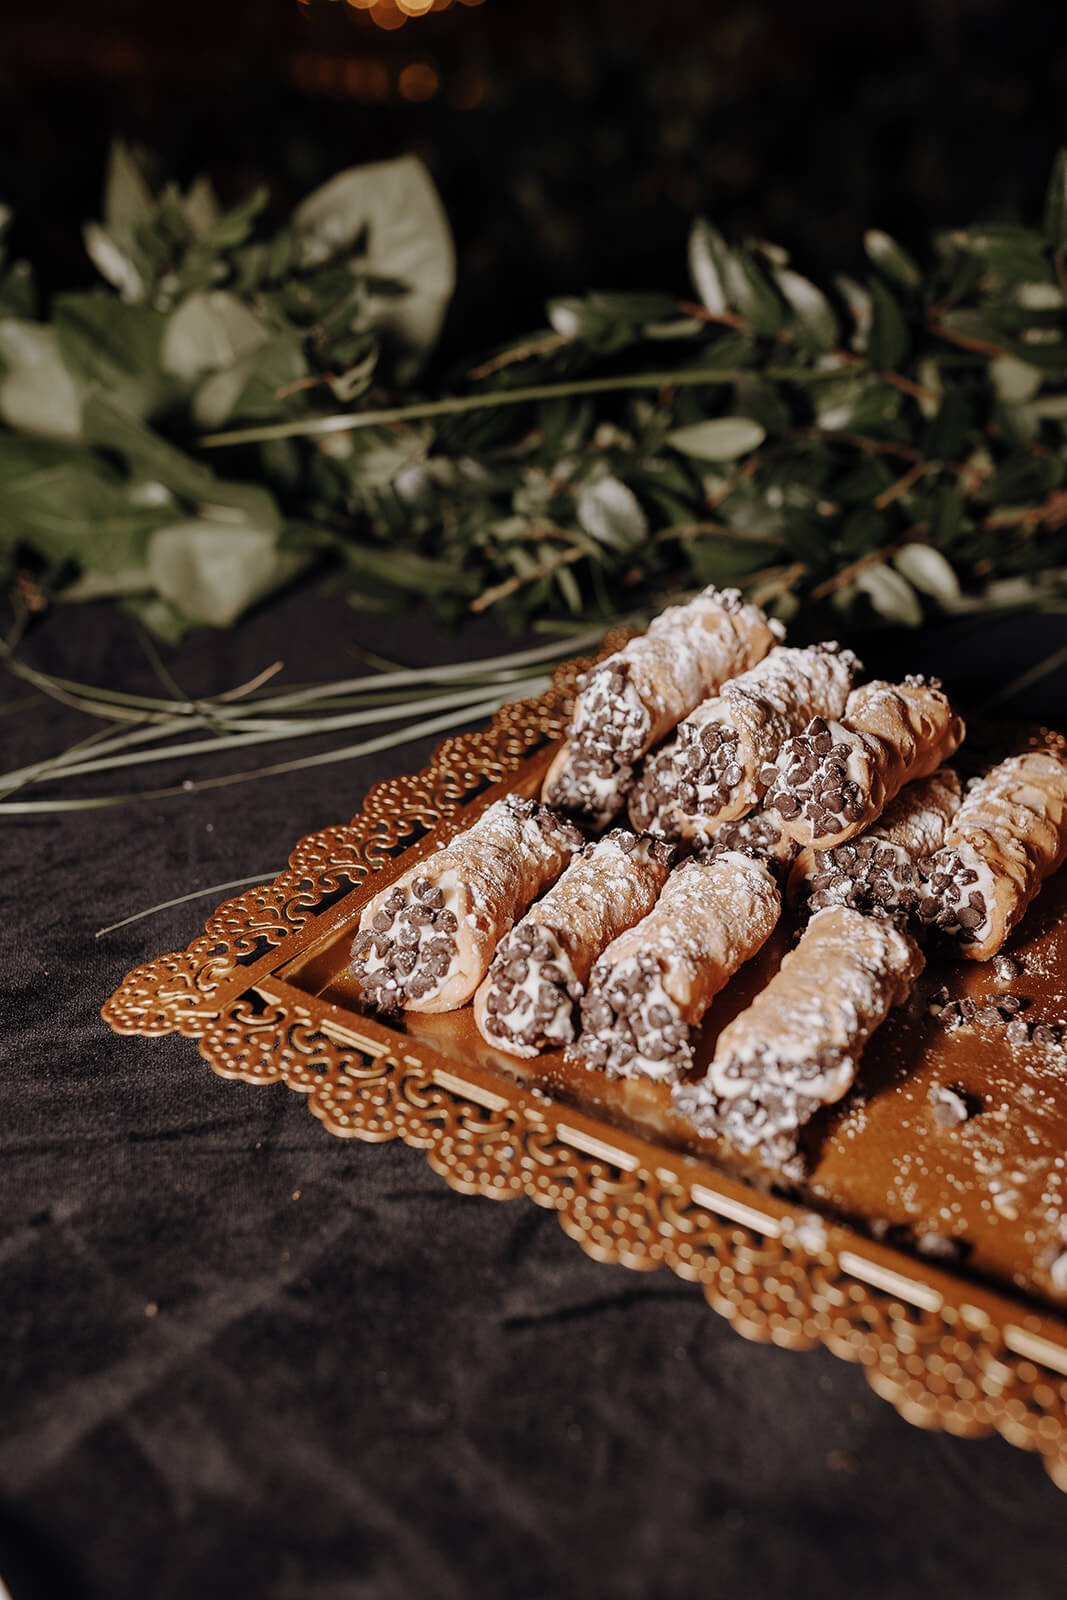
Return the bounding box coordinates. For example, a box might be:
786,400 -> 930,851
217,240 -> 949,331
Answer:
0,691 -> 516,814
94,871 -> 281,938
4,678 -> 548,788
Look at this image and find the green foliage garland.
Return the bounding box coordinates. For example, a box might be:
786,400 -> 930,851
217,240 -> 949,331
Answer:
2,143 -> 1067,638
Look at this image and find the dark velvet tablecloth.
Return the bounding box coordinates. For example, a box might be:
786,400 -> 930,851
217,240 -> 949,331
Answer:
4,590 -> 1067,1600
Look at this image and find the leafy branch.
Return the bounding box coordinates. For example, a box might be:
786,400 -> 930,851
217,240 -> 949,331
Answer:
2,142 -> 1067,637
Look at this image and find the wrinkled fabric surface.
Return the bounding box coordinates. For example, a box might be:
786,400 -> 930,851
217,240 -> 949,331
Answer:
4,589 -> 1067,1600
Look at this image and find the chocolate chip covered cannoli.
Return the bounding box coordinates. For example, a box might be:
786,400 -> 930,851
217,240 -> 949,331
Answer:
764,676 -> 964,850
574,851 -> 781,1082
675,907 -> 924,1172
473,830 -> 674,1057
628,643 -> 861,843
350,796 -> 582,1015
916,747 -> 1067,959
700,807 -> 799,877
789,767 -> 962,921
543,586 -> 780,827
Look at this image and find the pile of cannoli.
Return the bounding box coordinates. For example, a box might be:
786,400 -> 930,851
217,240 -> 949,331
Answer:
350,586 -> 1067,1178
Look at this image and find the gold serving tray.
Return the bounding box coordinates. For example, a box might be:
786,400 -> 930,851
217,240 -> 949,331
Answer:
102,645 -> 1067,1490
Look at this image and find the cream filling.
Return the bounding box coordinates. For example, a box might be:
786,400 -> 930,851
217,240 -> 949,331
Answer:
605,960 -> 689,1083
358,869 -> 470,996
943,840 -> 999,940
711,1048 -> 854,1107
485,931 -> 579,1050
573,677 -> 650,764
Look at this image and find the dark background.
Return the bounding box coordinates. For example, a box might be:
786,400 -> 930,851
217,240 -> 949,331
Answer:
4,3 -> 1067,1597
3,0 -> 1067,359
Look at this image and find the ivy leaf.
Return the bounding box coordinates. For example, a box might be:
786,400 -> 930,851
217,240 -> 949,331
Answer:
576,477 -> 648,551
864,229 -> 921,291
147,519 -> 307,628
161,291 -> 270,383
666,417 -> 766,462
294,155 -> 455,374
893,544 -> 961,604
0,320 -> 84,440
855,563 -> 923,626
866,279 -> 909,371
192,335 -> 307,430
688,220 -> 730,316
0,435 -> 171,572
53,292 -> 170,421
191,189 -> 268,257
1043,147 -> 1067,252
82,140 -> 155,303
103,139 -> 154,237
83,393 -> 284,530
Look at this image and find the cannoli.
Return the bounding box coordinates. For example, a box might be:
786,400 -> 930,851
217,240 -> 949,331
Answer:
701,806 -> 799,877
543,586 -> 780,827
789,767 -> 962,920
628,643 -> 861,842
350,796 -> 582,1014
574,850 -> 781,1082
763,675 -> 964,850
675,906 -> 924,1171
915,746 -> 1067,959
472,830 -> 674,1057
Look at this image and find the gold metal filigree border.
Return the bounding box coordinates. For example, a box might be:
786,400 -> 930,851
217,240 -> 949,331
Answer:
102,649 -> 1067,1493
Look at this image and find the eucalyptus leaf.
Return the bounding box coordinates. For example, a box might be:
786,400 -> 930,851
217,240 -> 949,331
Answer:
773,268 -> 839,352
687,219 -> 730,316
723,254 -> 784,336
855,563 -> 924,626
867,279 -> 909,371
666,416 -> 766,462
892,544 -> 961,603
990,355 -> 1043,404
576,476 -> 648,551
864,230 -> 922,290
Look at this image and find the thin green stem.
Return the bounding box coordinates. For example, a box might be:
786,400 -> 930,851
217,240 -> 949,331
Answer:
199,366 -> 841,448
